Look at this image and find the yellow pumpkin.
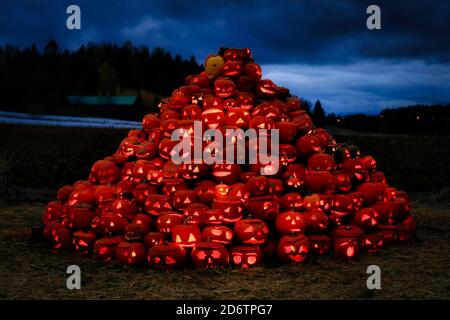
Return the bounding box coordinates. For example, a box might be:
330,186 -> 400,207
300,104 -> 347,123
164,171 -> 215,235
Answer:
205,54 -> 224,77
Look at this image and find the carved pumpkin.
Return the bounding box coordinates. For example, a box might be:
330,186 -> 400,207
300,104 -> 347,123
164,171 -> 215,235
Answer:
362,232 -> 384,253
89,160 -> 120,185
234,218 -> 269,244
144,194 -> 173,216
247,176 -> 269,195
308,235 -> 332,255
214,78 -> 237,98
246,195 -> 279,221
203,209 -> 224,226
201,225 -> 234,245
277,234 -> 310,263
94,236 -> 124,262
352,207 -> 381,232
256,79 -> 277,98
148,242 -> 187,270
308,153 -> 336,171
303,171 -> 336,195
334,238 -> 360,260
156,212 -> 183,234
124,223 -> 149,242
173,189 -> 198,210
205,55 -> 224,77
183,203 -> 209,225
212,196 -> 244,223
111,198 -> 138,221
332,225 -> 364,241
42,201 -> 64,224
65,206 -> 96,230
296,134 -> 324,158
191,242 -> 229,269
230,245 -> 263,268
275,211 -> 307,235
72,230 -> 97,255
172,224 -> 201,248
279,192 -> 303,212
304,209 -> 329,234
91,213 -> 128,236
115,242 -> 147,266
144,232 -> 165,249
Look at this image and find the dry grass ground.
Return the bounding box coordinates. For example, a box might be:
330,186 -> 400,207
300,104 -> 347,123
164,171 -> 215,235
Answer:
1,198 -> 449,300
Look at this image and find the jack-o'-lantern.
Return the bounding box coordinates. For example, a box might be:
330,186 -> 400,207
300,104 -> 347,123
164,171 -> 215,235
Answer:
360,155 -> 377,172
212,196 -> 244,223
362,232 -> 383,252
121,162 -> 135,182
132,160 -> 155,183
173,190 -> 198,210
133,183 -> 158,205
296,134 -> 324,158
187,72 -> 212,88
136,141 -> 158,160
221,60 -> 243,77
111,198 -> 138,220
333,225 -> 364,241
148,242 -> 187,270
223,48 -> 244,61
334,238 -> 360,260
274,121 -> 297,143
43,201 -> 64,224
89,160 -> 121,185
347,192 -> 364,210
172,224 -> 201,248
156,212 -> 183,234
181,161 -> 209,180
334,172 -> 352,192
94,185 -> 115,205
303,171 -> 336,195
142,114 -> 160,134
158,139 -> 179,160
132,213 -> 153,229
282,164 -> 307,189
308,235 -> 332,255
201,225 -> 234,245
57,185 -> 74,203
72,230 -> 97,255
43,222 -> 72,249
144,232 -> 165,248
356,182 -> 387,206
230,245 -> 263,268
226,108 -> 250,128
279,192 -> 303,211
279,144 -> 297,166
285,96 -> 301,111
115,241 -> 146,266
248,115 -> 275,131
183,203 -> 209,225
246,195 -> 279,221
124,223 -> 149,242
252,102 -> 280,119
91,213 -> 128,236
202,108 -> 226,129
234,218 -> 269,244
385,187 -> 397,201
341,158 -> 366,182
65,206 -> 96,230
144,194 -> 172,216
212,163 -> 242,185
182,104 -> 203,121
195,180 -> 216,204
256,79 -> 277,98
67,188 -> 95,207
243,63 -> 262,81
304,209 -> 329,234
203,95 -> 223,110
352,207 -> 381,232
160,118 -> 179,139
396,190 -> 410,204
191,242 -> 229,269
308,153 -> 336,171
277,234 -> 310,263
94,236 -> 124,262
147,128 -> 163,146
199,209 -> 221,226
118,136 -> 146,157
268,178 -> 284,196
331,195 -> 354,219
235,92 -> 255,110
303,194 -> 321,210
214,78 -> 236,98
205,54 -> 224,77
318,194 -> 334,213
247,176 -> 269,195
275,211 -> 307,235
227,183 -> 249,203
161,178 -> 188,197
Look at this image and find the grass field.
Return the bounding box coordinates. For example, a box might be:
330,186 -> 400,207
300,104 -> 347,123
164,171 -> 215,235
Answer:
0,124 -> 449,299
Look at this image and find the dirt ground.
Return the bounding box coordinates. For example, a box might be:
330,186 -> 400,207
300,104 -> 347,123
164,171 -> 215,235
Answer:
1,197 -> 449,300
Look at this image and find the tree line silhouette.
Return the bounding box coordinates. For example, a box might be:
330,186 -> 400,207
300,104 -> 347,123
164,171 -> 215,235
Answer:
0,40 -> 202,119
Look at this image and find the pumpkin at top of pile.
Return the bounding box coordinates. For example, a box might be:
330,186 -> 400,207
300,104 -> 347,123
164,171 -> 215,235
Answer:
40,47 -> 416,269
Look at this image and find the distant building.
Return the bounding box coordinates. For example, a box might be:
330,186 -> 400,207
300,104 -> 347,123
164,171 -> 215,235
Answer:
66,96 -> 137,106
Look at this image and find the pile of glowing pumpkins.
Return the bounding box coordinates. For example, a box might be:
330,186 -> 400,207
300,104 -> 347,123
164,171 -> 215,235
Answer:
41,48 -> 416,269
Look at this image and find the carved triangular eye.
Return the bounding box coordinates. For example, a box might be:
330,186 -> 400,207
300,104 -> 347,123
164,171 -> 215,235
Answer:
244,226 -> 254,233
175,235 -> 182,243
188,233 -> 196,242
285,215 -> 292,220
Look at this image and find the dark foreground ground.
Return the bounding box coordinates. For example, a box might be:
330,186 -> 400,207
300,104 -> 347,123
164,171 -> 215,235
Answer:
0,124 -> 449,299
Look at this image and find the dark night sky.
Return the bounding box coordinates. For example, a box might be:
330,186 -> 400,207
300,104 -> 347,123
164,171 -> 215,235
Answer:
1,0 -> 449,114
